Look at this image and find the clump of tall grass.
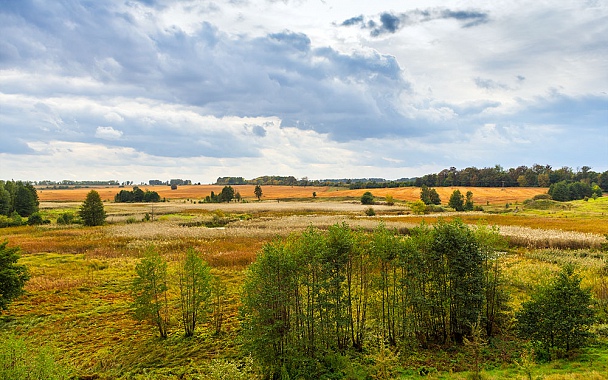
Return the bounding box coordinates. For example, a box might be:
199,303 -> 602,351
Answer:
499,226 -> 604,249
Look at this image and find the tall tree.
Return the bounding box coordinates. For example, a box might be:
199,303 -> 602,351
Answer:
178,249 -> 212,337
448,190 -> 465,211
0,241 -> 30,311
254,185 -> 263,201
79,190 -> 106,226
132,246 -> 170,338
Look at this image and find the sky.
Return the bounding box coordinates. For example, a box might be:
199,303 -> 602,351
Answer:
1,0 -> 607,184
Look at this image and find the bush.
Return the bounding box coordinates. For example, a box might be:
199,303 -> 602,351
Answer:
27,212 -> 49,225
532,193 -> 552,200
361,191 -> 374,205
365,207 -> 376,216
56,212 -> 75,225
516,265 -> 595,357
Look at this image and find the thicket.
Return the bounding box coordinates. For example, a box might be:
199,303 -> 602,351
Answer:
240,221 -> 510,379
114,186 -> 161,203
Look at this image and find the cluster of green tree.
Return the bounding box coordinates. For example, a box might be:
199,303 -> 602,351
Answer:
204,186 -> 242,203
114,187 -> 161,203
131,247 -> 223,338
420,185 -> 441,205
240,222 -> 510,378
416,165 -> 608,189
548,180 -> 603,202
241,222 -> 595,379
0,181 -> 38,217
0,181 -> 46,227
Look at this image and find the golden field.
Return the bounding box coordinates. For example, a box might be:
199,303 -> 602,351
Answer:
38,184 -> 548,204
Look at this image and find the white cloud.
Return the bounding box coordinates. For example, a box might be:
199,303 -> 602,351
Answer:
95,126 -> 123,140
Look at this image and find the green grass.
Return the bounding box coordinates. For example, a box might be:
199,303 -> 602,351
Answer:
2,201 -> 608,379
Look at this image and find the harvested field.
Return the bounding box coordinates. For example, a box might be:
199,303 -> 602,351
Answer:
37,185 -> 549,204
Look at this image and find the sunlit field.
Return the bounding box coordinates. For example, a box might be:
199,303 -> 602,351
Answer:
1,186 -> 608,379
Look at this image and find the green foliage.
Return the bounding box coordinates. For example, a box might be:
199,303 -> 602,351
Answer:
0,241 -> 29,311
219,185 -> 235,203
361,191 -> 374,205
0,335 -> 71,380
240,221 -> 506,378
410,200 -> 426,215
549,180 -> 593,202
420,185 -> 441,205
464,191 -> 474,211
516,264 -> 596,358
114,186 -> 161,203
79,190 -> 106,226
27,212 -> 49,226
449,189 -> 465,211
13,183 -> 39,217
384,194 -> 394,206
254,185 -> 263,201
365,207 -> 376,216
56,212 -> 75,225
178,248 -> 212,337
131,246 -> 170,338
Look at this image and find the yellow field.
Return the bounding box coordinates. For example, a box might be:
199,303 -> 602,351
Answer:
38,184 -> 548,204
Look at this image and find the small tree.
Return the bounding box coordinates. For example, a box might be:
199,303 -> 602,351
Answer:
132,246 -> 170,338
178,248 -> 212,337
219,186 -> 235,203
516,265 -> 595,358
464,191 -> 474,211
448,189 -> 465,211
361,191 -> 374,205
420,185 -> 441,205
79,190 -> 106,226
410,200 -> 426,215
254,185 -> 263,201
0,241 -> 30,312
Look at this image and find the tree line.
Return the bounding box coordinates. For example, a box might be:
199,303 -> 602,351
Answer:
215,164 -> 608,191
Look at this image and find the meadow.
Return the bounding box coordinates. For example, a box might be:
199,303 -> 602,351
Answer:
1,186 -> 608,379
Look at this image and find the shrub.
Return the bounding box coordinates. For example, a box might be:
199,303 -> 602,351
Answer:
532,193 -> 552,200
365,207 -> 376,216
56,212 -> 74,225
516,265 -> 595,358
361,191 -> 374,205
410,200 -> 426,215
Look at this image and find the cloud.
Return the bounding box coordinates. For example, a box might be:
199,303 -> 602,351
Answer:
340,8 -> 490,36
95,126 -> 123,140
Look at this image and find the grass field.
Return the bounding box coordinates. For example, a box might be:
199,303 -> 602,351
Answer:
2,187 -> 608,379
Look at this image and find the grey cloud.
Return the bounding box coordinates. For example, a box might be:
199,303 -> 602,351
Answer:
474,77 -> 510,91
341,8 -> 489,36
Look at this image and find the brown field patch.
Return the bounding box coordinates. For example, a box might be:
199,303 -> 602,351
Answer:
38,184 -> 547,204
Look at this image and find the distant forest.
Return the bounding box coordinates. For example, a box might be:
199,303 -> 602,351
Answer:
217,164 -> 608,190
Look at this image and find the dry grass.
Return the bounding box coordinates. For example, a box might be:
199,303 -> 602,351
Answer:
38,185 -> 548,204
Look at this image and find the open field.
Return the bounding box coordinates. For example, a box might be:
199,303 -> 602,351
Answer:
38,184 -> 549,205
2,191 -> 608,379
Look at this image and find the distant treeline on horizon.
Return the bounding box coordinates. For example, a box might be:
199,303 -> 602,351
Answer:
216,164 -> 608,190
21,164 -> 608,191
